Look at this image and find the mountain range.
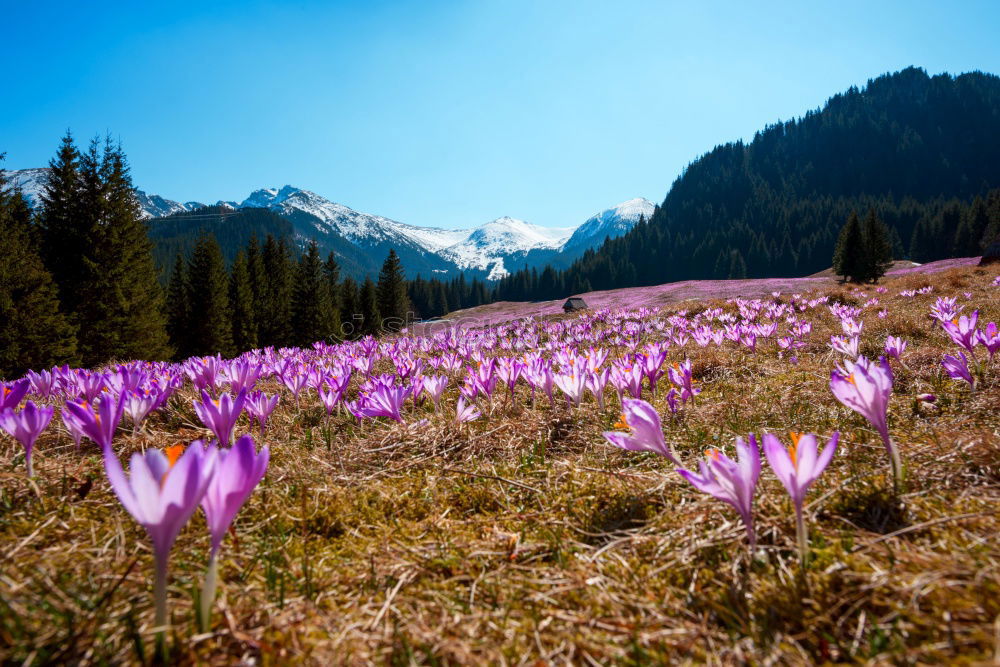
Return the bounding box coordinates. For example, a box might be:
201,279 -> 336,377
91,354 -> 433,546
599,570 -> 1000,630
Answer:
5,167 -> 652,280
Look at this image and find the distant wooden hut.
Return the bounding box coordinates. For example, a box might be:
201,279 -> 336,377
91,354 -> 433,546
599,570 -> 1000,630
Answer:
980,238 -> 1000,266
563,297 -> 589,313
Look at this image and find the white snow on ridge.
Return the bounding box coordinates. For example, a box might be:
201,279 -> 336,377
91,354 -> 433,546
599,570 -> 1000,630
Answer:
5,166 -> 651,280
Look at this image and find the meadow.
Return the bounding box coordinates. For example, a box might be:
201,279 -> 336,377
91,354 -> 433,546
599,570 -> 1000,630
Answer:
1,261 -> 998,664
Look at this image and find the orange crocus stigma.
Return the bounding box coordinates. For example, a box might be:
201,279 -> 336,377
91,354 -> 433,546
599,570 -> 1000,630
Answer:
165,444 -> 185,467
705,448 -> 721,461
614,413 -> 630,430
788,431 -> 802,468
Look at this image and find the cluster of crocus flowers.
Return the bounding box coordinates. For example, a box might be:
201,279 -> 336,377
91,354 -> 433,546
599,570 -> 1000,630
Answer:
103,443 -> 217,642
103,435 -> 269,640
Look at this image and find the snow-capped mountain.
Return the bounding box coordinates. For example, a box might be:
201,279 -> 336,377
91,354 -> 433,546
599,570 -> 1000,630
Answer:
4,167 -> 651,279
561,197 -> 654,254
235,185 -> 648,279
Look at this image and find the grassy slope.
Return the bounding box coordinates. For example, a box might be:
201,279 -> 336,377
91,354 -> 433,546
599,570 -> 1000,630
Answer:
1,262 -> 999,664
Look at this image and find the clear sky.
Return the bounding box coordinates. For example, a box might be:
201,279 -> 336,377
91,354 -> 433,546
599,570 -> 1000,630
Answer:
4,0 -> 1000,229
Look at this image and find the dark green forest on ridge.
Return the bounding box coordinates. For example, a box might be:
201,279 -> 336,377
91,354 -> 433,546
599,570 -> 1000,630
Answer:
494,67 -> 1000,301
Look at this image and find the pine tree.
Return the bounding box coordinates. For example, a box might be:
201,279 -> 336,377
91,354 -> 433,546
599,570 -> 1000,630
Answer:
291,240 -> 334,346
186,234 -> 233,356
727,249 -> 748,279
375,249 -> 409,331
359,277 -> 381,336
165,253 -> 191,358
832,211 -> 866,283
245,235 -> 266,330
339,277 -> 360,340
323,252 -> 341,331
36,131 -> 83,312
0,161 -> 78,377
860,207 -> 893,282
259,235 -> 294,347
230,250 -> 258,353
74,138 -> 171,364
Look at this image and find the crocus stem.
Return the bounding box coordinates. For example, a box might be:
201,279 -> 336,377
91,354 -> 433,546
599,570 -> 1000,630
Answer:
200,554 -> 219,632
25,454 -> 33,478
885,436 -> 904,492
153,550 -> 170,656
795,504 -> 808,567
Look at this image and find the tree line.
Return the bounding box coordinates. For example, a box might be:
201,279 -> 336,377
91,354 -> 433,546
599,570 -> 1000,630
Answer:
493,67 -> 1000,300
0,133 -> 495,376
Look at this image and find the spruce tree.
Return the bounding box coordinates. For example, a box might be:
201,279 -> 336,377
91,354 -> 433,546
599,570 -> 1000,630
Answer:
860,207 -> 893,282
375,249 -> 409,331
36,131 -> 83,311
323,252 -> 341,327
186,234 -> 233,357
0,161 -> 78,377
291,240 -> 334,346
260,235 -> 294,348
339,277 -> 360,340
245,235 -> 266,330
74,138 -> 171,364
359,277 -> 381,336
165,253 -> 191,358
832,211 -> 867,283
230,250 -> 258,353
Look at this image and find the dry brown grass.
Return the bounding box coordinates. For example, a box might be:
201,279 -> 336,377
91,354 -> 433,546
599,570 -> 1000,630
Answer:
1,265 -> 999,664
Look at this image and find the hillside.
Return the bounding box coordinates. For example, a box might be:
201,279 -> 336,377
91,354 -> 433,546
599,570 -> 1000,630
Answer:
436,256 -> 980,329
2,258 -> 998,663
496,67 -> 1000,299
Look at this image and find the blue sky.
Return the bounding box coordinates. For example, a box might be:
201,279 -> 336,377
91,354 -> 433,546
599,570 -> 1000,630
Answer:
4,0 -> 1000,229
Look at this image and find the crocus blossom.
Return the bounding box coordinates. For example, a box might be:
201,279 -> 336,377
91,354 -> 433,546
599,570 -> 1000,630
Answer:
677,435 -> 760,550
64,394 -> 125,451
198,435 -> 268,628
103,443 -> 217,638
193,389 -> 247,446
602,398 -> 680,465
942,352 -> 975,389
762,432 -> 839,564
829,356 -> 901,486
455,396 -> 481,423
0,401 -> 54,477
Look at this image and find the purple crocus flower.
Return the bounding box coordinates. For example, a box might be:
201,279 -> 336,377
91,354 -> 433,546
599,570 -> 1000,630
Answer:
677,435 -> 760,550
245,391 -> 279,436
762,432 -> 839,565
602,398 -> 680,465
103,443 -> 217,639
423,375 -> 448,410
0,401 -> 54,477
942,311 -> 979,353
124,389 -> 164,430
667,360 -> 700,403
977,322 -> 1000,359
198,435 -> 268,629
829,356 -> 900,486
554,371 -> 587,408
193,389 -> 247,446
357,384 -> 411,422
884,336 -> 907,361
64,394 -> 125,451
455,396 -> 481,423
942,352 -> 975,389
0,379 -> 29,411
